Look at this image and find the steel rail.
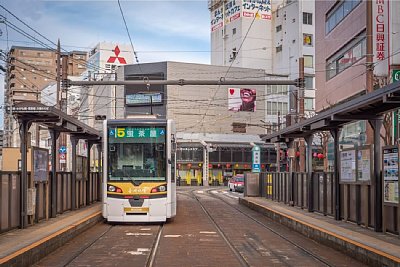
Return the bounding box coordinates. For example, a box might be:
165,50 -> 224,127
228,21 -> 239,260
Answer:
207,189 -> 334,267
189,189 -> 251,267
146,224 -> 164,267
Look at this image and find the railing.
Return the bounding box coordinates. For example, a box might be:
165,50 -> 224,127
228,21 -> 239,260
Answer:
264,172 -> 336,217
0,171 -> 102,233
262,172 -> 393,234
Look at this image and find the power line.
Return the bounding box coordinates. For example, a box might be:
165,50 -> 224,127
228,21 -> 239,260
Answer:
117,0 -> 143,75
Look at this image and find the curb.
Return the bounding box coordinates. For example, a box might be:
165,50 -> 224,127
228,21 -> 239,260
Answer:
240,198 -> 400,267
0,211 -> 103,267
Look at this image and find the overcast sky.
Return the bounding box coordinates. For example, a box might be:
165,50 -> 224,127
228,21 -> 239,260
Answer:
0,0 -> 211,129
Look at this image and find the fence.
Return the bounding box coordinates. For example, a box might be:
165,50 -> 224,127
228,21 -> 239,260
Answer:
0,171 -> 101,233
262,172 -> 394,234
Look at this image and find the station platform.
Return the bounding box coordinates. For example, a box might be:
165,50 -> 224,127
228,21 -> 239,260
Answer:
0,203 -> 102,267
240,197 -> 400,267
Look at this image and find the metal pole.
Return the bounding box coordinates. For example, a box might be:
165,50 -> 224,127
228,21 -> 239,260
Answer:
49,129 -> 59,218
71,136 -> 78,210
331,128 -> 341,220
369,118 -> 383,232
86,142 -> 94,205
56,39 -> 61,109
68,79 -> 299,86
305,135 -> 314,212
19,119 -> 29,229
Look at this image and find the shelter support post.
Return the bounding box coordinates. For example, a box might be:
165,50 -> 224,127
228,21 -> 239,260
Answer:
97,144 -> 102,201
305,135 -> 314,212
369,118 -> 383,232
285,139 -> 295,206
71,136 -> 78,210
330,128 -> 342,220
49,130 -> 60,218
18,119 -> 31,229
86,141 -> 94,205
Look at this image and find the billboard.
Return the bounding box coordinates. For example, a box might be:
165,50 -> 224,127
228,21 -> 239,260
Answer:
228,88 -> 256,112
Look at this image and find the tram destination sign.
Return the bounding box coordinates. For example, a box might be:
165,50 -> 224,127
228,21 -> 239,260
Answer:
109,127 -> 165,138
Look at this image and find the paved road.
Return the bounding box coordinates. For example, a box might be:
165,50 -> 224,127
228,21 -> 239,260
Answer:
34,187 -> 364,267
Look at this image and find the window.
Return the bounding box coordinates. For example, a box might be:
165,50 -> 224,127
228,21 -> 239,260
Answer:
303,12 -> 312,25
304,55 -> 313,68
304,77 -> 313,89
326,34 -> 366,80
303,34 -> 313,46
326,0 -> 361,34
304,98 -> 314,110
276,25 -> 282,32
276,45 -> 282,53
232,28 -> 236,35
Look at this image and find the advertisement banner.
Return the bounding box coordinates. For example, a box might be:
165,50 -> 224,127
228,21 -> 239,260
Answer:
228,88 -> 256,112
383,147 -> 399,203
373,0 -> 389,76
242,0 -> 272,20
340,150 -> 356,182
225,0 -> 241,24
211,5 -> 224,32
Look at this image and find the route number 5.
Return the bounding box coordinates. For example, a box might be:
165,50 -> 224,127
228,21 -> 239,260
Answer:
117,128 -> 125,138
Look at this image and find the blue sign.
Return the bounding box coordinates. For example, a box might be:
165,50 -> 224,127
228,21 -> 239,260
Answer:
159,129 -> 165,135
109,129 -> 115,136
59,146 -> 67,154
252,145 -> 261,173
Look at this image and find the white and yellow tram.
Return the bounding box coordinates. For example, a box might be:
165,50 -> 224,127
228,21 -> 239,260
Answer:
102,118 -> 176,222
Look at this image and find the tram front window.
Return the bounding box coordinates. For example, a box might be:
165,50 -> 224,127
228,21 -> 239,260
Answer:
108,127 -> 166,181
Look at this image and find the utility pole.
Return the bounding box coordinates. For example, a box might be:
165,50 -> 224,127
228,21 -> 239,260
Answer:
298,57 -> 306,172
56,39 -> 61,109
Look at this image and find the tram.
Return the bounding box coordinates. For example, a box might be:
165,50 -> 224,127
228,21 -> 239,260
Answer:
102,118 -> 177,222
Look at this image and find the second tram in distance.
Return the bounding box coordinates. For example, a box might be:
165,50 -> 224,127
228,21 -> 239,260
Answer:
102,118 -> 177,222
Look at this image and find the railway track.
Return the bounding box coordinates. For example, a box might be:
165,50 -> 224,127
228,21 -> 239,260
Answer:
200,189 -> 334,267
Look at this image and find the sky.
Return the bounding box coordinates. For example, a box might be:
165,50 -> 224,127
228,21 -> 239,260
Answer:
0,0 -> 212,129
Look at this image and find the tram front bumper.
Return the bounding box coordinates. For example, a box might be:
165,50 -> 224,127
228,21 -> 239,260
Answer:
104,197 -> 167,222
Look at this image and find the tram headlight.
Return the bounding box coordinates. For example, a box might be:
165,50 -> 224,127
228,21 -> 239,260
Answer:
108,184 -> 123,193
151,184 -> 167,193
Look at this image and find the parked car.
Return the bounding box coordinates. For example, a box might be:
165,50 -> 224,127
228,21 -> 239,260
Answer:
228,175 -> 244,192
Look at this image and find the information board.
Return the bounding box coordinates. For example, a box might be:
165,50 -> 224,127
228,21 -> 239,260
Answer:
33,148 -> 49,182
357,148 -> 371,181
383,147 -> 399,203
340,150 -> 356,182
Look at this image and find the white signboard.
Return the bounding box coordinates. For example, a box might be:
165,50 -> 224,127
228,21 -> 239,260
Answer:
242,0 -> 272,20
340,150 -> 356,182
357,148 -> 371,181
225,0 -> 241,24
383,147 -> 399,203
373,0 -> 389,76
211,5 -> 224,32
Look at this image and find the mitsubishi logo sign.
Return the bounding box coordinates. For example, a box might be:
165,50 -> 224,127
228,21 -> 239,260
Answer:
107,45 -> 127,64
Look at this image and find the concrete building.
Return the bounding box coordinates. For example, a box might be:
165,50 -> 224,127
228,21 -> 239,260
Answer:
86,42 -> 133,79
3,46 -> 87,147
272,0 -> 315,120
85,61 -> 285,183
209,0 -> 316,129
315,0 -> 400,141
315,0 -> 400,168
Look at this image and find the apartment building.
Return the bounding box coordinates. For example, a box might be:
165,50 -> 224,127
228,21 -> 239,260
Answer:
3,46 -> 87,147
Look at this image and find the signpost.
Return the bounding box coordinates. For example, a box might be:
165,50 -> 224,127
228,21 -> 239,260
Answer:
393,70 -> 400,141
252,145 -> 260,173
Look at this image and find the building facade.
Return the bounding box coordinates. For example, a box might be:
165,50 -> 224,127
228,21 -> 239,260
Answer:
85,61 -> 285,184
316,0 -> 400,146
209,0 -> 316,130
3,46 -> 87,148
